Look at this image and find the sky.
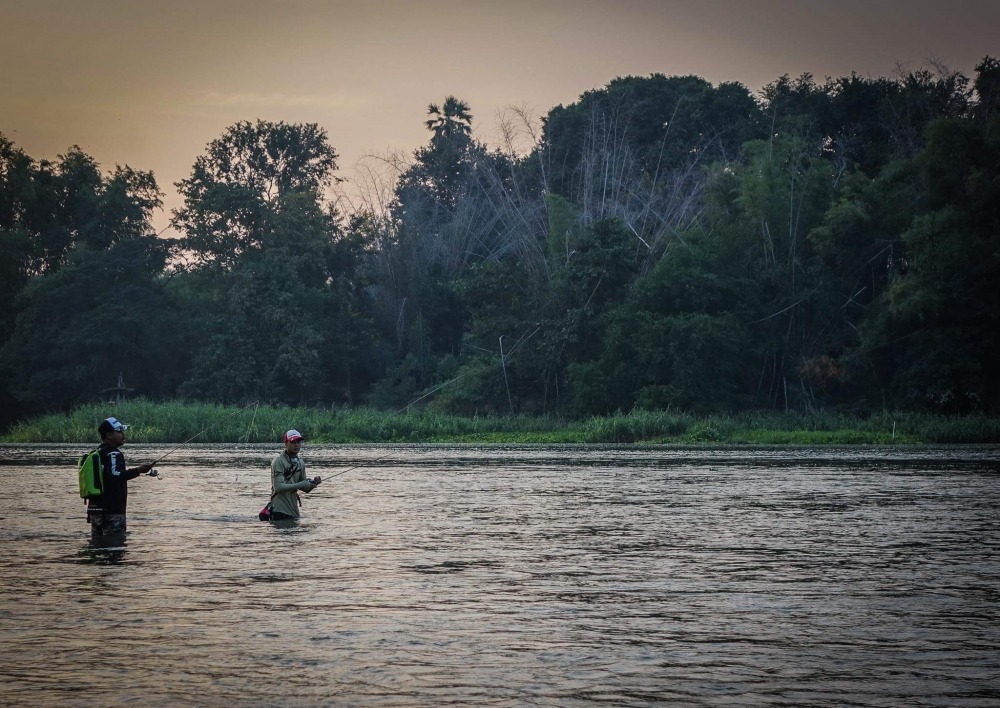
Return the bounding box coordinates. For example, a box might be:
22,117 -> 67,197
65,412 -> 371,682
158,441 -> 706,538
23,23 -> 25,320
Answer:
2,0 -> 997,235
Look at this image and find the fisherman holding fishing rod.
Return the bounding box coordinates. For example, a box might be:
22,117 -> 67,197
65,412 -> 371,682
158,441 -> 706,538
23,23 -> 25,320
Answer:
260,429 -> 321,524
86,416 -> 159,544
131,404 -> 324,524
81,404 -> 342,534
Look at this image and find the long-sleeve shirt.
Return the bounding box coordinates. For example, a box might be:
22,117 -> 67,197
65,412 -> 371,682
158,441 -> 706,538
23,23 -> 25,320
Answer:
87,442 -> 143,515
270,451 -> 314,518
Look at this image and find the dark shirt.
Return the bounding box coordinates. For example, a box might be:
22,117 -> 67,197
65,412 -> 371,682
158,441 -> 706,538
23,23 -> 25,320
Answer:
88,442 -> 142,515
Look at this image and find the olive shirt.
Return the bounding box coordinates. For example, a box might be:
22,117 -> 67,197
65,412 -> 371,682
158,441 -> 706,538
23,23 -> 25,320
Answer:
270,451 -> 315,518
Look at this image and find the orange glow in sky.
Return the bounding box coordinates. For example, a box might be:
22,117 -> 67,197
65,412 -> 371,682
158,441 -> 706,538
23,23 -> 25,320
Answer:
2,0 -> 996,235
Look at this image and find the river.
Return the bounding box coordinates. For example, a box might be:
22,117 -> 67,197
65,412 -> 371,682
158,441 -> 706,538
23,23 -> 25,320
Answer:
0,444 -> 998,706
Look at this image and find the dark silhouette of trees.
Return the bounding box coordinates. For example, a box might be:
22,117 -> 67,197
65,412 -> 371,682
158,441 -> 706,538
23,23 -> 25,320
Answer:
2,58 -> 998,423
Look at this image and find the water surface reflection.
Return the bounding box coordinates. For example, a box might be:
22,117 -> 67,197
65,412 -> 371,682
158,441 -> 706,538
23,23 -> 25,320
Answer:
0,443 -> 998,705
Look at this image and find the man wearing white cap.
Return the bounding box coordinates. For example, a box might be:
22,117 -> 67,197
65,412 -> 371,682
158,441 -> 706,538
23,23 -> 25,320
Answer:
88,416 -> 157,543
269,429 -> 321,522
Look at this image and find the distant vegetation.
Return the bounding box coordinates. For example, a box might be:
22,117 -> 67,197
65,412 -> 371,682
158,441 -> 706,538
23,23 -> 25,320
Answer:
3,400 -> 999,445
1,58 -> 998,431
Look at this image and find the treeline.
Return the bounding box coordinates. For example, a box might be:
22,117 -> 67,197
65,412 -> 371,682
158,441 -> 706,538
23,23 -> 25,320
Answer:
1,59 -> 998,428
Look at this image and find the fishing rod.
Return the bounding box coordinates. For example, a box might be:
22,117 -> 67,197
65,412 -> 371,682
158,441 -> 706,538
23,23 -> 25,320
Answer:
323,448 -> 400,479
149,401 -> 260,466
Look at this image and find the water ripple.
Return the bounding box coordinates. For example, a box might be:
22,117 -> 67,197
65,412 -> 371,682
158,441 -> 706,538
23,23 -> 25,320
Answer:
0,444 -> 998,705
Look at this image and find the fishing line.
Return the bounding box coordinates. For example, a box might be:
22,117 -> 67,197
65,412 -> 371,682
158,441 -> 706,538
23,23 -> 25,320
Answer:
150,400 -> 260,466
324,373 -> 478,478
323,448 -> 399,479
324,334 -> 536,479
399,372 -> 469,412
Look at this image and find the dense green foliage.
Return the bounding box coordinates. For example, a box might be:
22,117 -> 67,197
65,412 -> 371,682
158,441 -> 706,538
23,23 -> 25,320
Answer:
1,59 -> 998,428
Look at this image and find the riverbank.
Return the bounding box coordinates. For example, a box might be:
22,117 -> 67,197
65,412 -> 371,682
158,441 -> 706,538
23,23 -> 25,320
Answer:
3,400 -> 999,444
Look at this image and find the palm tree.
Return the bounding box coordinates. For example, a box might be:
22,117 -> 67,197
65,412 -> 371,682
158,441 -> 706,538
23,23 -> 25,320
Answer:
425,96 -> 473,146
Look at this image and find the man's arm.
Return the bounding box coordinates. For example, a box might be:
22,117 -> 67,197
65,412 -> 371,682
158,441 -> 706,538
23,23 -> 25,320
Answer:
272,458 -> 313,493
109,451 -> 144,481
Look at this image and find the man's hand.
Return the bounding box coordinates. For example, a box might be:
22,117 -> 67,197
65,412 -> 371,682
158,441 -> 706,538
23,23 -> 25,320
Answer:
137,463 -> 154,475
311,475 -> 322,487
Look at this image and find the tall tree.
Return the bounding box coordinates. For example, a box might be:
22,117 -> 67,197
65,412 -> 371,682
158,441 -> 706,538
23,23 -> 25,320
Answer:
860,106 -> 1000,412
0,227 -> 177,410
173,120 -> 338,268
374,99 -> 478,374
171,120 -> 373,405
0,137 -> 166,418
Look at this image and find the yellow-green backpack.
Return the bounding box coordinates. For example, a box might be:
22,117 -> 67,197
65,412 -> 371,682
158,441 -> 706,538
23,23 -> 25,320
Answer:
78,449 -> 103,499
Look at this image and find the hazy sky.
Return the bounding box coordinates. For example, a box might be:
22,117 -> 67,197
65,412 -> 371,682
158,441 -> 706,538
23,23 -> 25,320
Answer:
2,0 -> 997,234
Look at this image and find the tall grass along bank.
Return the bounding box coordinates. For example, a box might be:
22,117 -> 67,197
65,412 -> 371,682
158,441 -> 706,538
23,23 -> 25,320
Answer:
3,400 -> 999,445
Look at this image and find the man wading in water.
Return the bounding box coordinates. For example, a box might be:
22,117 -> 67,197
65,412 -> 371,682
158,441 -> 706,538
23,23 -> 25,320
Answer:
87,416 -> 157,545
269,429 -> 321,524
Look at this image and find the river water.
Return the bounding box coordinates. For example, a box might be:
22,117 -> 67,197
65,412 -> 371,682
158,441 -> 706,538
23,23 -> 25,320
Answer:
0,443 -> 997,706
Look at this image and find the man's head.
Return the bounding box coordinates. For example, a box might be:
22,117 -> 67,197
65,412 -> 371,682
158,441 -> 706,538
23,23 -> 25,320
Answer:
283,429 -> 304,454
98,416 -> 129,443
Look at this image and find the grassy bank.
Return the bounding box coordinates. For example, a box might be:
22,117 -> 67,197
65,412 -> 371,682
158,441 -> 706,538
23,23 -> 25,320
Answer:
2,400 -> 1000,444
